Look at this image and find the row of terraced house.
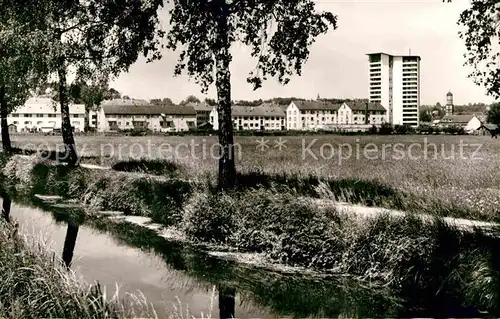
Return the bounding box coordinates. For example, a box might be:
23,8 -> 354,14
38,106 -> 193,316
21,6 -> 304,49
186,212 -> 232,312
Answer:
210,100 -> 387,131
5,97 -> 389,133
90,98 -> 388,132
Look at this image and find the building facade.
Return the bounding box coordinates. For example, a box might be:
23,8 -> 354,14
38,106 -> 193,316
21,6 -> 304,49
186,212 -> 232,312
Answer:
90,101 -> 196,132
340,101 -> 387,125
286,101 -> 340,130
8,97 -> 85,133
190,102 -> 213,126
368,52 -> 421,127
210,103 -> 285,131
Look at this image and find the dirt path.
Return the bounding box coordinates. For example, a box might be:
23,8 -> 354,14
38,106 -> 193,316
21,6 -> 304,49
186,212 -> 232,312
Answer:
313,198 -> 498,233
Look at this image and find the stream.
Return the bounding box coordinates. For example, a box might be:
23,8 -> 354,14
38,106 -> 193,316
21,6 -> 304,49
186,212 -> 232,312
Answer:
2,193 -> 489,318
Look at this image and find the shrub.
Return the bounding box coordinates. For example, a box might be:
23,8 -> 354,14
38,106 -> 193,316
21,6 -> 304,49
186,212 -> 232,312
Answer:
182,191 -> 235,244
112,158 -> 184,176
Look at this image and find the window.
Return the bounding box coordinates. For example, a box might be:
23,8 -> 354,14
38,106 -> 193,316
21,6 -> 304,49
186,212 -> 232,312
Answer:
11,114 -> 19,117
37,114 -> 44,117
25,114 -> 32,117
48,114 -> 56,118
13,121 -> 18,124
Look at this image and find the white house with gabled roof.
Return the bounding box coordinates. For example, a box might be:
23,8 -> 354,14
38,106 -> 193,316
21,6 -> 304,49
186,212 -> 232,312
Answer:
90,99 -> 197,132
7,97 -> 85,133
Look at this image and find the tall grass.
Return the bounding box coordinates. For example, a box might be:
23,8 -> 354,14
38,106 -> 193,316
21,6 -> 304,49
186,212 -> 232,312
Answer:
0,219 -> 156,318
182,187 -> 500,315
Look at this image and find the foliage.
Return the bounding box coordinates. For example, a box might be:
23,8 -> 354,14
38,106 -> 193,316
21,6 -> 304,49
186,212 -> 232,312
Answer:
458,0 -> 500,98
0,6 -> 50,150
69,80 -> 106,108
21,0 -> 166,84
394,125 -> 416,135
420,110 -> 432,122
167,1 -> 337,91
104,88 -> 122,100
180,95 -> 201,105
204,98 -> 218,106
166,0 -> 337,188
150,97 -> 173,105
0,15 -> 48,110
111,158 -> 183,176
379,122 -> 393,135
487,102 -> 500,124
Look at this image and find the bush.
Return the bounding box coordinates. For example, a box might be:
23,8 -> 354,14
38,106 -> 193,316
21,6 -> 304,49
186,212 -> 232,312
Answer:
111,158 -> 183,176
183,189 -> 346,268
378,123 -> 393,135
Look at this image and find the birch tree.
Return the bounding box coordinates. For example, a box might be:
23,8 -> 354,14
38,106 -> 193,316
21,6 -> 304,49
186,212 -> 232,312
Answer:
458,0 -> 500,98
0,14 -> 48,152
166,0 -> 337,189
23,0 -> 165,166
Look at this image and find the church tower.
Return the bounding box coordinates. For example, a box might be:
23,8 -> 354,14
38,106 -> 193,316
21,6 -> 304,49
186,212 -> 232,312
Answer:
445,91 -> 454,116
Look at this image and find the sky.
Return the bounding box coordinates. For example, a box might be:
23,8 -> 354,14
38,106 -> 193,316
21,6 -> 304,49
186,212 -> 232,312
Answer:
110,0 -> 496,106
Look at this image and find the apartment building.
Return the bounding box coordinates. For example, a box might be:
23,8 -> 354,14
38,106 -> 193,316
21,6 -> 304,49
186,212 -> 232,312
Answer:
286,100 -> 340,130
210,103 -> 285,131
91,100 -> 196,132
368,52 -> 421,127
338,101 -> 387,125
8,97 -> 85,133
189,102 -> 213,126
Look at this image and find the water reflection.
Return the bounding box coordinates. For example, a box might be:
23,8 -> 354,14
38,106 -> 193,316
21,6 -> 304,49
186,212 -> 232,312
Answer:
1,191 -> 11,222
7,199 -> 272,318
15,190 -> 499,318
62,221 -> 79,268
218,285 -> 236,319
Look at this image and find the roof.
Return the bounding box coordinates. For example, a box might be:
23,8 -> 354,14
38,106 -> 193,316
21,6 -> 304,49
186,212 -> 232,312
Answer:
291,100 -> 341,111
14,97 -> 85,114
102,104 -> 196,115
231,104 -> 285,117
344,101 -> 387,111
188,102 -> 213,112
366,52 -> 421,60
102,98 -> 149,106
441,114 -> 477,123
366,52 -> 393,56
481,124 -> 499,130
446,91 -> 453,96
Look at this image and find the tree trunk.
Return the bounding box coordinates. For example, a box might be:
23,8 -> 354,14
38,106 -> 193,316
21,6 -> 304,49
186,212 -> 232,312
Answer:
0,86 -> 12,153
62,221 -> 79,268
215,2 -> 236,190
218,285 -> 236,319
58,63 -> 79,167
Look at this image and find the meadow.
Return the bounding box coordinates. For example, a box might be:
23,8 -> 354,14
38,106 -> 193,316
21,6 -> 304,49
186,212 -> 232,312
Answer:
9,134 -> 500,220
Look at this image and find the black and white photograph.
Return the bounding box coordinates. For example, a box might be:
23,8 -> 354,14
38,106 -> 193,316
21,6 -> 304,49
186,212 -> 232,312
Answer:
0,0 -> 499,318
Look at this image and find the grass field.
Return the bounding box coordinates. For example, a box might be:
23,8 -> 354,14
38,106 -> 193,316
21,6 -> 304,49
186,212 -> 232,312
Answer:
8,134 -> 500,219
